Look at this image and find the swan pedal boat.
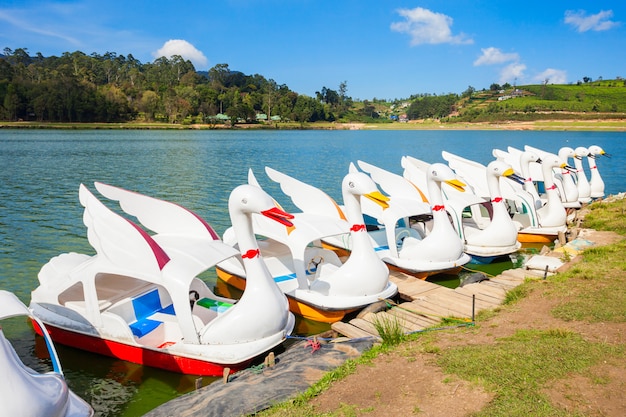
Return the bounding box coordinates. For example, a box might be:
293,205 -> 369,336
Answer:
216,167 -> 398,323
0,290 -> 93,417
30,182 -> 295,376
443,150 -> 568,245
336,160 -> 472,273
522,145 -> 581,209
586,145 -> 610,199
401,156 -> 522,263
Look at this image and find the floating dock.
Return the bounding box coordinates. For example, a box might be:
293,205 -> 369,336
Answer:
331,267 -> 548,340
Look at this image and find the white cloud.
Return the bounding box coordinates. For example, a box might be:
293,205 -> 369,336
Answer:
473,47 -> 525,85
474,47 -> 520,66
499,63 -> 527,85
153,40 -> 208,69
564,10 -> 619,32
391,7 -> 473,46
533,68 -> 567,85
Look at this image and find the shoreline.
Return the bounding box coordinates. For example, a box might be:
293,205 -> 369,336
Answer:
1,119 -> 626,132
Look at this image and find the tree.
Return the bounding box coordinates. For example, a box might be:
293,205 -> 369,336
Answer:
292,95 -> 322,124
462,86 -> 475,98
316,87 -> 339,106
2,83 -> 20,120
138,90 -> 160,121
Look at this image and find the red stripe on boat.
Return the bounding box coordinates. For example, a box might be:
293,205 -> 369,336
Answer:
31,320 -> 248,376
177,203 -> 220,240
125,219 -> 170,270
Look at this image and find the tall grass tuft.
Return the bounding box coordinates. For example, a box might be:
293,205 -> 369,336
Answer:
372,315 -> 406,346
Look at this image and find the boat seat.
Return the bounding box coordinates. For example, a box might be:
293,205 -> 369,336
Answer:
129,288 -> 175,338
129,318 -> 162,338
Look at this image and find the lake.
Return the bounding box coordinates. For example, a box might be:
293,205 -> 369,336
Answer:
1,128 -> 624,416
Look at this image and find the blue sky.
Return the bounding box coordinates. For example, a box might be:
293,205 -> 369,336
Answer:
1,1 -> 624,100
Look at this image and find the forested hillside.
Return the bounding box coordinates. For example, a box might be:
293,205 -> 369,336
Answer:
0,48 -> 358,124
1,48 -> 625,125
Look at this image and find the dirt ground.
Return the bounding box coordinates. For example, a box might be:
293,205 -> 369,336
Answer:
308,230 -> 625,417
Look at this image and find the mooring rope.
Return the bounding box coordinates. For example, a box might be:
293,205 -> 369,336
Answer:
460,264 -> 496,277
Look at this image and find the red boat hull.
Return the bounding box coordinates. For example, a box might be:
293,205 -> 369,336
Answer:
31,319 -> 249,376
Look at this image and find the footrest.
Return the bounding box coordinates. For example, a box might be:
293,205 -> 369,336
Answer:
130,318 -> 162,338
196,298 -> 233,313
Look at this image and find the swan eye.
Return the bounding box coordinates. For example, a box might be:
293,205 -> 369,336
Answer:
348,181 -> 355,188
241,198 -> 248,204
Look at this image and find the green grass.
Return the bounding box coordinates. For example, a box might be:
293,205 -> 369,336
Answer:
548,241 -> 626,323
372,315 -> 406,346
583,199 -> 626,235
438,329 -> 624,417
456,80 -> 626,122
248,198 -> 626,416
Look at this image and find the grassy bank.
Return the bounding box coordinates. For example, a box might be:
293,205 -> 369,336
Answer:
1,119 -> 626,131
258,197 -> 626,416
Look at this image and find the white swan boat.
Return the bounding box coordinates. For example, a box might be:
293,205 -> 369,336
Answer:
572,147 -> 592,203
492,146 -> 544,209
587,145 -> 609,198
402,156 -> 522,263
216,167 -> 398,323
443,150 -> 568,244
352,159 -> 471,273
1,290 -> 93,417
524,145 -> 580,209
30,183 -> 294,376
492,147 -> 543,209
555,146 -> 580,206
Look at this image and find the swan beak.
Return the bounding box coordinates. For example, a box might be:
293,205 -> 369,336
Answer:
562,163 -> 576,172
602,151 -> 611,158
364,191 -> 390,209
444,179 -> 466,193
261,206 -> 295,227
504,168 -> 525,185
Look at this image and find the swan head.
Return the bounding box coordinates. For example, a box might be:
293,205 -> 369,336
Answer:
487,160 -> 525,184
520,151 -> 541,165
342,172 -> 390,209
574,146 -> 589,159
542,154 -> 569,171
558,147 -> 575,160
588,145 -> 609,158
229,184 -> 294,227
427,163 -> 465,192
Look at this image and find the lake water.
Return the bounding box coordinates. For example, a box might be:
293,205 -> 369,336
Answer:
1,128 -> 624,416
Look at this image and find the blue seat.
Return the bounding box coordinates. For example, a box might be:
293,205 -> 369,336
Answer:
129,288 -> 175,338
129,318 -> 161,338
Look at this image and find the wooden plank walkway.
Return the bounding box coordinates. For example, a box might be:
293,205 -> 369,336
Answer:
331,268 -> 548,339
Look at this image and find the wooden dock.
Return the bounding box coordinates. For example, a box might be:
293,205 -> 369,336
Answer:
331,267 -> 549,340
